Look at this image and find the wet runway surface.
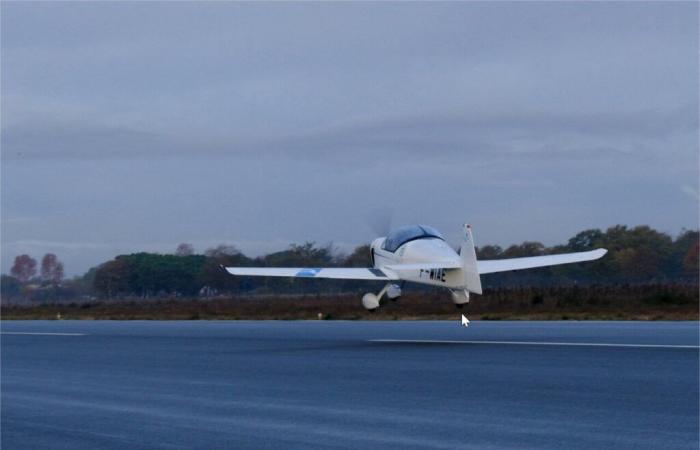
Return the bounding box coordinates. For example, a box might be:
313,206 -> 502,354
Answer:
2,320 -> 698,449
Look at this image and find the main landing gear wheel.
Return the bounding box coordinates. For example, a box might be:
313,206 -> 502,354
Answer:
386,284 -> 402,302
362,282 -> 399,311
362,293 -> 379,311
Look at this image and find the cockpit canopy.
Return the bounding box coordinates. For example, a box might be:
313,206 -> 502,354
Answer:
382,225 -> 445,253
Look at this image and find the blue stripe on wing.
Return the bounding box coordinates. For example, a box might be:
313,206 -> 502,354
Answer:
295,268 -> 322,277
368,268 -> 386,277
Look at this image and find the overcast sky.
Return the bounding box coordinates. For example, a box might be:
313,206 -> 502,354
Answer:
2,2 -> 698,276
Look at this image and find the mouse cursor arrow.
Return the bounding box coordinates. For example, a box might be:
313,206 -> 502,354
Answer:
461,314 -> 470,327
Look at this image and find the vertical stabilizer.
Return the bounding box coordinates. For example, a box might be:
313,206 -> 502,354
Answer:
460,224 -> 482,294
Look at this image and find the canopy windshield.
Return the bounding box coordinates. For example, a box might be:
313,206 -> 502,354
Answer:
382,225 -> 445,252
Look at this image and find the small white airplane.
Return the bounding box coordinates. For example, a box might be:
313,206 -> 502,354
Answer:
224,224 -> 607,311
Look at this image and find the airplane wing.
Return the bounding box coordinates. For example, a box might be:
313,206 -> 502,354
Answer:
223,266 -> 399,280
225,249 -> 606,280
477,249 -> 607,274
385,262 -> 462,271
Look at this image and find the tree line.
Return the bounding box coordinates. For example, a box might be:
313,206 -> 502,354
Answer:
4,284 -> 696,321
1,225 -> 697,302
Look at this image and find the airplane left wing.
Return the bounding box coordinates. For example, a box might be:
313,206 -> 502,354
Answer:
477,249 -> 607,274
384,262 -> 462,271
223,267 -> 399,280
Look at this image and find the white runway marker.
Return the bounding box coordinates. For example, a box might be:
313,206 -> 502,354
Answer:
369,339 -> 699,349
1,332 -> 87,336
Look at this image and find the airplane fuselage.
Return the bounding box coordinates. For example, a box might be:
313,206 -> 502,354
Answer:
370,236 -> 466,289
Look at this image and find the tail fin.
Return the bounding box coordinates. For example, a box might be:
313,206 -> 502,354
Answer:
460,224 -> 482,294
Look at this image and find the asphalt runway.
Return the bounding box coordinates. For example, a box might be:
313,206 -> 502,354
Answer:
2,320 -> 698,449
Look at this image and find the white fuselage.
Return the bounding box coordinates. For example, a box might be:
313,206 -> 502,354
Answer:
371,237 -> 465,288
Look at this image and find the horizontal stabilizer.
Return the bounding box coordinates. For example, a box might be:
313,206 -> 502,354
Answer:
224,267 -> 399,280
477,249 -> 607,274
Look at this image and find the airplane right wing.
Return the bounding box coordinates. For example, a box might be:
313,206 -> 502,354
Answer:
477,249 -> 607,274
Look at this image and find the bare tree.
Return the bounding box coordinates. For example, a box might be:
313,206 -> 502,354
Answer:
40,253 -> 65,284
205,244 -> 240,258
175,243 -> 195,256
10,255 -> 37,283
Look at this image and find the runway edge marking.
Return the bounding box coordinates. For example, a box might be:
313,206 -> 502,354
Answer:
368,339 -> 699,349
1,332 -> 87,336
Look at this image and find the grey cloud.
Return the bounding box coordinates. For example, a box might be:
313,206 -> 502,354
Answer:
1,2 -> 697,275
276,106 -> 697,151
3,123 -> 167,159
681,185 -> 700,201
4,104 -> 695,162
